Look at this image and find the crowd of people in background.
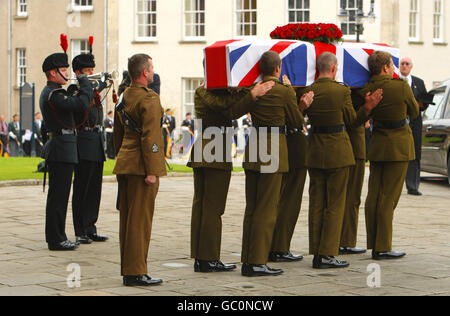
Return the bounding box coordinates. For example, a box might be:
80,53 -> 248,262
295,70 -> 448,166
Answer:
0,112 -> 44,157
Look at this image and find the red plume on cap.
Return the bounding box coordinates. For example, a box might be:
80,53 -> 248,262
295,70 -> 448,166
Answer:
89,36 -> 94,54
60,34 -> 68,54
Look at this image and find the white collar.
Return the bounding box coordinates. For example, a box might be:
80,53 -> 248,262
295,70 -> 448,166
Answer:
400,74 -> 412,86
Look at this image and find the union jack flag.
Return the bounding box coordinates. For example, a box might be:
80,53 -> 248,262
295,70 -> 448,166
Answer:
204,39 -> 400,89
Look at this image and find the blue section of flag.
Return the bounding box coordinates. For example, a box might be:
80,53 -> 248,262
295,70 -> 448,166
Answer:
392,56 -> 399,68
343,50 -> 370,87
280,44 -> 308,86
229,44 -> 251,71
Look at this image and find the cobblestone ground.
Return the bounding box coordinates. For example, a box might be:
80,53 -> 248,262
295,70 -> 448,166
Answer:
0,169 -> 449,296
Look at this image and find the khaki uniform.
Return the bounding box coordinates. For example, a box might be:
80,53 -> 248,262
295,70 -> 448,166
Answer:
113,82 -> 166,276
188,87 -> 255,261
305,77 -> 368,257
242,76 -> 304,265
340,90 -> 368,248
188,86 -> 256,261
361,75 -> 419,252
271,88 -> 308,253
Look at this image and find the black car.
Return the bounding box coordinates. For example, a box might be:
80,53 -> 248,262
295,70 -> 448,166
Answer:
421,79 -> 450,185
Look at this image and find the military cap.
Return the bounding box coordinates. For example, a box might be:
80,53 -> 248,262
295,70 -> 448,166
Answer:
72,54 -> 96,71
42,34 -> 70,72
42,53 -> 69,72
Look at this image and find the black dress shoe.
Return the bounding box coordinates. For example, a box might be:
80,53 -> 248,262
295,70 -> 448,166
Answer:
87,233 -> 109,242
241,264 -> 284,277
194,259 -> 237,272
407,190 -> 422,196
123,275 -> 163,287
48,240 -> 79,251
268,251 -> 303,262
372,250 -> 406,260
76,236 -> 93,244
339,247 -> 367,255
313,256 -> 350,269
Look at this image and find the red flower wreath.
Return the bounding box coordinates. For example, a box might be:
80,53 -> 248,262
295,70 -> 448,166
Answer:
270,23 -> 343,44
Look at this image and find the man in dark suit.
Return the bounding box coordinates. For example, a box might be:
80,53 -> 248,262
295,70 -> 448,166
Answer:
181,112 -> 194,154
399,57 -> 429,196
8,114 -> 21,157
104,111 -> 115,159
162,109 -> 175,158
34,112 -> 44,157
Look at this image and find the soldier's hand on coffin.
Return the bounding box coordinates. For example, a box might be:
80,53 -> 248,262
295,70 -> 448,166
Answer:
282,75 -> 292,86
250,81 -> 275,100
145,175 -> 157,185
299,91 -> 314,112
364,88 -> 383,114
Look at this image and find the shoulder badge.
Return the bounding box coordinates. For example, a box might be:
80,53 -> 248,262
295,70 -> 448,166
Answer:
152,144 -> 159,153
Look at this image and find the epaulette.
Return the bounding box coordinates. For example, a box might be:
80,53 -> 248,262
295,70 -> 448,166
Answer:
48,88 -> 67,102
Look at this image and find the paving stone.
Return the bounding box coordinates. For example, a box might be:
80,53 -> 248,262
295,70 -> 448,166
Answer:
0,170 -> 448,296
0,285 -> 60,296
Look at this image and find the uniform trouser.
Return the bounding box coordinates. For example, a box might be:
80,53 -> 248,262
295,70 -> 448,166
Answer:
9,141 -> 19,157
242,171 -> 283,265
340,159 -> 365,248
405,159 -> 421,192
105,133 -> 115,159
365,161 -> 408,252
271,168 -> 307,253
118,175 -> 159,276
308,167 -> 350,257
191,168 -> 232,261
45,162 -> 75,244
72,160 -> 104,237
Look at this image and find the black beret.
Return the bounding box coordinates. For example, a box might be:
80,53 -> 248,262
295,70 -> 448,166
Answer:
72,54 -> 96,71
42,53 -> 69,72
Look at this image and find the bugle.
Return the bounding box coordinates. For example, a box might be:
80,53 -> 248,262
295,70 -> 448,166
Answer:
69,70 -> 119,82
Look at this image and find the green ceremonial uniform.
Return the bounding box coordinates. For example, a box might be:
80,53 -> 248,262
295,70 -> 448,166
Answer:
242,76 -> 304,265
340,89 -> 368,248
271,88 -> 308,254
305,77 -> 368,257
361,75 -> 419,252
188,86 -> 256,261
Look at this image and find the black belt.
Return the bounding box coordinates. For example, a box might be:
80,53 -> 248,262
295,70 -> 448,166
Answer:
254,125 -> 287,135
82,125 -> 104,133
287,127 -> 305,135
47,129 -> 76,138
311,124 -> 346,134
373,119 -> 408,130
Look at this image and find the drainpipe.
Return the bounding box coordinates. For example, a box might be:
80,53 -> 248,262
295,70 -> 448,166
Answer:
104,0 -> 108,113
7,0 -> 12,120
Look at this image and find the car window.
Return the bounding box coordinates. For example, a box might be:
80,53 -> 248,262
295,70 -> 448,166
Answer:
444,95 -> 450,119
423,91 -> 446,120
